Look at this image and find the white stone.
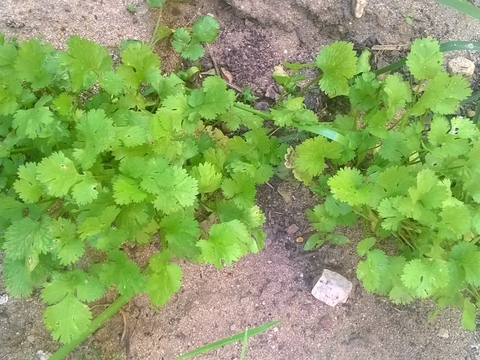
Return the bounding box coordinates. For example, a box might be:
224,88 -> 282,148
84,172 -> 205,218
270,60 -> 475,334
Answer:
448,57 -> 475,78
352,0 -> 368,18
0,294 -> 8,305
311,269 -> 353,307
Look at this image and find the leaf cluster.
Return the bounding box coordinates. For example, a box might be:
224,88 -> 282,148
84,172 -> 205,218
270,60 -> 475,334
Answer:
276,38 -> 480,329
0,32 -> 279,344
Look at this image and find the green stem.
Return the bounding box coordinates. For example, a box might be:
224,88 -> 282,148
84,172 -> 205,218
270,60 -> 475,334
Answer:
233,102 -> 271,119
49,292 -> 132,360
150,6 -> 164,47
297,74 -> 322,97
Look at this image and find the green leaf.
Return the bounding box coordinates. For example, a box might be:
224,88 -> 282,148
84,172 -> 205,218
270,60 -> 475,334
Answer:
406,38 -> 443,80
73,109 -> 116,170
349,72 -> 381,110
449,242 -> 480,287
12,95 -> 54,139
14,38 -> 56,89
61,36 -> 112,92
145,251 -> 183,306
382,74 -> 412,115
192,15 -> 220,43
303,233 -> 325,251
439,204 -> 471,240
37,152 -> 80,197
160,211 -> 200,259
71,172 -> 99,206
191,162 -> 223,194
50,218 -> 85,265
293,137 -> 344,185
401,258 -> 450,298
117,42 -> 161,89
2,257 -> 35,297
43,294 -> 92,344
410,72 -> 472,116
13,162 -> 44,203
99,250 -> 145,297
113,175 -> 148,205
328,167 -> 373,206
222,172 -> 256,209
357,249 -> 389,292
357,237 -> 376,256
461,299 -> 477,330
2,217 -> 53,262
316,41 -> 357,97
377,197 -> 404,231
377,131 -> 410,163
193,76 -> 235,119
197,220 -> 254,268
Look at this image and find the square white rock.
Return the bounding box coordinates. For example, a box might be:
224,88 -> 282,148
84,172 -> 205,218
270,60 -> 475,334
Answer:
311,269 -> 352,307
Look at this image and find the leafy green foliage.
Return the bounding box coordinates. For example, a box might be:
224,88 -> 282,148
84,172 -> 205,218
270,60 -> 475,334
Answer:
282,37 -> 480,329
0,31 -> 275,346
172,15 -> 219,60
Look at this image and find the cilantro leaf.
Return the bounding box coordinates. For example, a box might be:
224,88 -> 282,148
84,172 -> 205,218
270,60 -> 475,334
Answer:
37,152 -> 80,197
357,237 -> 376,256
117,42 -> 161,89
377,131 -> 410,163
316,41 -> 357,97
197,220 -> 254,268
160,211 -> 200,259
449,242 -> 480,287
462,299 -> 477,331
2,216 -> 53,262
327,167 -> 373,206
71,172 -> 99,206
61,36 -> 112,92
41,269 -> 104,343
410,73 -> 472,116
293,136 -> 344,185
73,109 -> 116,170
191,162 -> 223,194
377,197 -> 405,231
2,257 -> 36,297
13,162 -> 44,203
50,218 -> 85,265
406,38 -> 443,80
401,258 -> 450,298
193,76 -> 235,119
12,95 -> 54,139
145,251 -> 183,306
99,250 -> 145,297
382,74 -> 412,116
349,72 -> 381,110
222,172 -> 256,209
172,28 -> 206,61
357,249 -> 389,292
14,39 -> 56,89
116,203 -> 157,244
113,175 -> 148,205
43,294 -> 92,344
192,15 -> 220,43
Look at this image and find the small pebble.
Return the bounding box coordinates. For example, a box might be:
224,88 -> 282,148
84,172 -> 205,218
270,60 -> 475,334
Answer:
438,329 -> 449,339
286,224 -> 299,235
448,57 -> 475,78
63,5 -> 72,12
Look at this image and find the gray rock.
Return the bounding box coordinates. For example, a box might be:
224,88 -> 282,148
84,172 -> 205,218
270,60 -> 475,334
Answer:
448,57 -> 475,78
311,269 -> 353,307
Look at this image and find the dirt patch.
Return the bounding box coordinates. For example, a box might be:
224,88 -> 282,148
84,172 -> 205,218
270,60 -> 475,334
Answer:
1,0 -> 480,359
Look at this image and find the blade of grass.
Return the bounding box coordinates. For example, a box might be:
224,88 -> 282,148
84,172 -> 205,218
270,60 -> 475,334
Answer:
239,328 -> 249,360
175,320 -> 281,360
434,0 -> 480,21
296,124 -> 350,147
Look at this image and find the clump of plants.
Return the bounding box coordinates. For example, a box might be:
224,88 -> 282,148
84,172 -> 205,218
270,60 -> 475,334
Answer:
0,14 -> 285,356
1,2 -> 480,357
271,38 -> 480,329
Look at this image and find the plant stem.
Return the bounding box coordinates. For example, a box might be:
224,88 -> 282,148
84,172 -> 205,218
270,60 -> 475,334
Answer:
298,74 -> 322,97
150,6 -> 164,47
49,292 -> 133,360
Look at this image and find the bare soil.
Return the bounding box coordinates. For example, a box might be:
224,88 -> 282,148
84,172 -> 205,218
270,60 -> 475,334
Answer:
1,1 -> 480,359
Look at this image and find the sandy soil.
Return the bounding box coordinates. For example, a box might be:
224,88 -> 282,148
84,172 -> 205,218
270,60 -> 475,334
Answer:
1,0 -> 480,359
